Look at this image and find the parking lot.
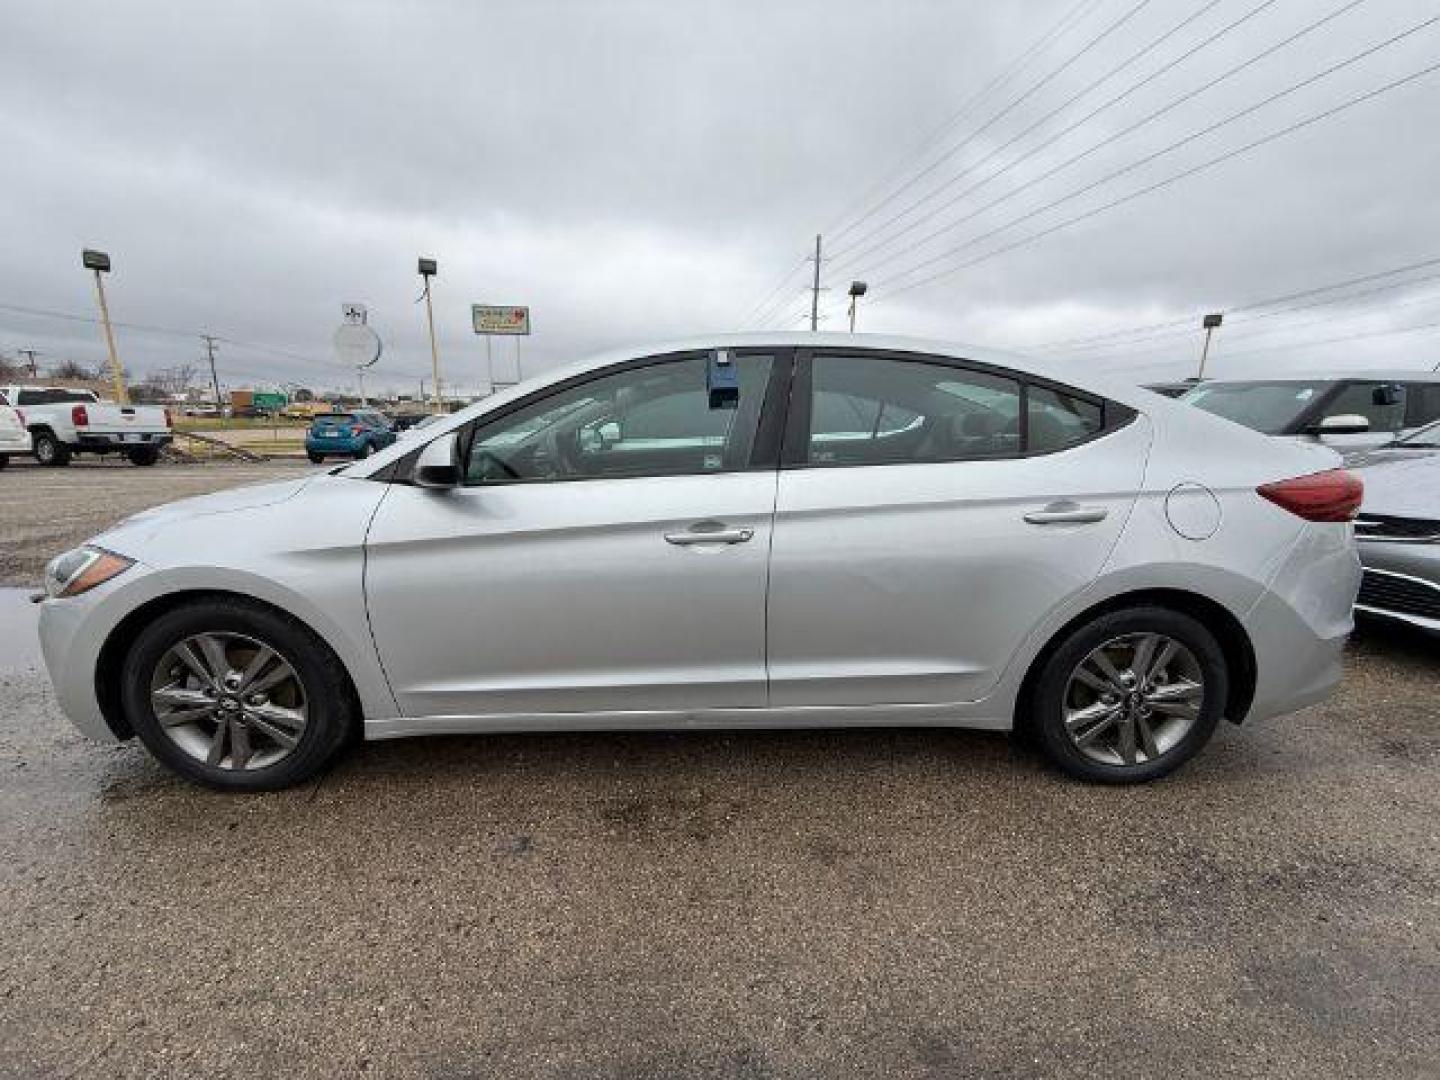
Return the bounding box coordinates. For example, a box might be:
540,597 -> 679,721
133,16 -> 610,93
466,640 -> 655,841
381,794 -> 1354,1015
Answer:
1,460 -> 1437,1078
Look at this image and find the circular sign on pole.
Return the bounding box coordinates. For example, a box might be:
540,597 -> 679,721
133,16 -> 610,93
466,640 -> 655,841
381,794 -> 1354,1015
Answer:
333,322 -> 382,368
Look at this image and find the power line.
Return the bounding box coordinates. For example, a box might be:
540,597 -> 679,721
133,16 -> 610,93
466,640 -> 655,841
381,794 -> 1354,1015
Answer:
828,0 -> 1159,248
1046,269 -> 1440,357
829,0 -> 1255,266
1028,254 -> 1440,350
1212,315 -> 1440,360
823,0 -> 1105,243
872,47 -> 1440,302
0,296 -> 360,380
740,253 -> 810,327
826,0 -> 1288,278
849,0 -> 1384,285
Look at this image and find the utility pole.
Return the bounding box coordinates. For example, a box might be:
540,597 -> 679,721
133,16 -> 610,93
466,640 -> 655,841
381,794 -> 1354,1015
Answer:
201,335 -> 223,416
1196,312 -> 1224,381
418,258 -> 442,414
809,234 -> 823,332
18,349 -> 39,377
81,249 -> 128,403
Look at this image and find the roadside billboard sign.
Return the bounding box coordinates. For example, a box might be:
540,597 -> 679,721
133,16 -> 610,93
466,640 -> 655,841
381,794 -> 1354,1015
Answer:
472,305 -> 530,336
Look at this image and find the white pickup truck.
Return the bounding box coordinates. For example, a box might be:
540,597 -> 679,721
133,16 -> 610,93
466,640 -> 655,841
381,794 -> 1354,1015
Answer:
0,386 -> 173,466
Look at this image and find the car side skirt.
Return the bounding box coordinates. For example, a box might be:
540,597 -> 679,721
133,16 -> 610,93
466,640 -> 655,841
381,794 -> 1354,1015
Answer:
364,701 -> 1014,740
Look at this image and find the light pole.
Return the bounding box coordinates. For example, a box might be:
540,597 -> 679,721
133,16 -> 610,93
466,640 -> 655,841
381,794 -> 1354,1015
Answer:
82,249 -> 128,403
1196,311 -> 1224,381
418,257 -> 442,414
847,280 -> 869,333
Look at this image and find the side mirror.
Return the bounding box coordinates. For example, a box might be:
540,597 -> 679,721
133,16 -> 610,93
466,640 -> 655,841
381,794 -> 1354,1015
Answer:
415,432 -> 461,489
1312,414 -> 1371,436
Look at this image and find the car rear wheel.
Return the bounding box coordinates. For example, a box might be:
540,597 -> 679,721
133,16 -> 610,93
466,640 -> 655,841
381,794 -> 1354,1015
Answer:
32,431 -> 70,467
0,453 -> 8,470
354,441 -> 372,459
127,446 -> 160,466
307,451 -> 325,464
120,599 -> 357,790
1027,606 -> 1226,784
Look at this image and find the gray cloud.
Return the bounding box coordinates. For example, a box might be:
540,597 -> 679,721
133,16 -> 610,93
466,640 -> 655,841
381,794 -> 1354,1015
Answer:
1,0 -> 1437,396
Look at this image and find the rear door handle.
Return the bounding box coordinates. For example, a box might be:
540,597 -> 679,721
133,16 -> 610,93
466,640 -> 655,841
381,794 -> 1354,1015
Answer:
664,523 -> 755,545
1024,501 -> 1109,525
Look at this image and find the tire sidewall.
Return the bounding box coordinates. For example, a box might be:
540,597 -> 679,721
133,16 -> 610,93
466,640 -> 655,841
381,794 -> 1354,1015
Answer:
120,600 -> 354,790
34,433 -> 63,465
1031,607 -> 1228,784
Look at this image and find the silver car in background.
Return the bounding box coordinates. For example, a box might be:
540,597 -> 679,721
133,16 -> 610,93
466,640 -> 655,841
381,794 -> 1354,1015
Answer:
36,333 -> 1362,791
1349,421 -> 1440,632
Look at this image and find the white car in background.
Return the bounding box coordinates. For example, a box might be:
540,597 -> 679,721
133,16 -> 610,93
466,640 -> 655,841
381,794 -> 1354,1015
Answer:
36,333 -> 1361,791
0,403 -> 31,467
1179,372 -> 1440,451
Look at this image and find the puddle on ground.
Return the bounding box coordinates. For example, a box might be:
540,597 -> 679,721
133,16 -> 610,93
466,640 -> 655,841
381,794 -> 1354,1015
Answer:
0,588 -> 42,672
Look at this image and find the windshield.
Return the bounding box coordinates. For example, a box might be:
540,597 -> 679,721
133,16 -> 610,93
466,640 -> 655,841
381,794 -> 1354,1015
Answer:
1179,380 -> 1330,434
1393,419 -> 1440,447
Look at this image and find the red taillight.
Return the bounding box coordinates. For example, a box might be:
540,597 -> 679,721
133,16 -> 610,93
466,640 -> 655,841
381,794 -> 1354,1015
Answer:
71,405 -> 89,427
1257,469 -> 1363,522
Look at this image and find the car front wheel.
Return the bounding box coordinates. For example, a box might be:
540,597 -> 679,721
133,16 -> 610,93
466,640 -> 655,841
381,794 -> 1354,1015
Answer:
120,599 -> 357,790
1027,606 -> 1227,784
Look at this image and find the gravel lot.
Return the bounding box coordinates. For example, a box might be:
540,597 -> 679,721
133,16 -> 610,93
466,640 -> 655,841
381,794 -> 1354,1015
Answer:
1,461 -> 1436,1078
0,457 -> 315,586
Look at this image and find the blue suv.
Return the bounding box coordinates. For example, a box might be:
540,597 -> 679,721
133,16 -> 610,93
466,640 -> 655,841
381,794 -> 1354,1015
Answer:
305,410 -> 396,463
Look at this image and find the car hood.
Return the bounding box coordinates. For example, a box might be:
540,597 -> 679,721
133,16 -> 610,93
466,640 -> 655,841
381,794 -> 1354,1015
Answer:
1353,454 -> 1440,518
93,476 -> 322,556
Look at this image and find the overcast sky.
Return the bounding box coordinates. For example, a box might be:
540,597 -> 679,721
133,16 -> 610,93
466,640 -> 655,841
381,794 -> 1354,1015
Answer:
2,0 -> 1438,396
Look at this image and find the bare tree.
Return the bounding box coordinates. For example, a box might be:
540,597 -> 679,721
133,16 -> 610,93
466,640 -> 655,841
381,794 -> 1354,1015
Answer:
0,351 -> 24,380
48,358 -> 98,380
147,363 -> 199,398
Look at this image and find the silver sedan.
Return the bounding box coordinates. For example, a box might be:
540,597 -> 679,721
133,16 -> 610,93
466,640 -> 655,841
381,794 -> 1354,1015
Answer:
37,333 -> 1361,790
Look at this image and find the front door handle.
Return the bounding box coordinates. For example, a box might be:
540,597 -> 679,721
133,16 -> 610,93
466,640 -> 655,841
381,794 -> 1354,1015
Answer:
664,522 -> 755,546
1024,501 -> 1109,525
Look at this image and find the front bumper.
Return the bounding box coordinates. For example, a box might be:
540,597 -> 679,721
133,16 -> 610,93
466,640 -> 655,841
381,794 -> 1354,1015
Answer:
1355,537 -> 1440,632
37,562 -> 166,743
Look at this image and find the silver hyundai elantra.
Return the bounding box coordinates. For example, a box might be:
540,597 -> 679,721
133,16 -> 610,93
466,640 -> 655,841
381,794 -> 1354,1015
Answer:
37,334 -> 1362,790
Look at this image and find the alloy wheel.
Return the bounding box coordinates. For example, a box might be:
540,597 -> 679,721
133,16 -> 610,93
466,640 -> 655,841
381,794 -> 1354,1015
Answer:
149,632 -> 309,771
1062,632 -> 1204,768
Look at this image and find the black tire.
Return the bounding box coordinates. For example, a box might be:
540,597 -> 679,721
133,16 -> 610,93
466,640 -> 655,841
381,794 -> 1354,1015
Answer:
128,446 -> 160,466
354,441 -> 372,459
1026,606 -> 1227,784
120,598 -> 357,791
32,431 -> 71,467
0,453 -> 8,470
307,451 -> 325,464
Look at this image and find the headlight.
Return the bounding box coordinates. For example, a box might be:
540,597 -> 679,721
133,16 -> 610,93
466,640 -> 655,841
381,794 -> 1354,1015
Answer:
43,546 -> 135,599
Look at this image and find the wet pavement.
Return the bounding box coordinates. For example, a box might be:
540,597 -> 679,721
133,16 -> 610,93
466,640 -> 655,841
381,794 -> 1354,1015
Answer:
1,605 -> 1437,1077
